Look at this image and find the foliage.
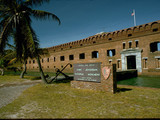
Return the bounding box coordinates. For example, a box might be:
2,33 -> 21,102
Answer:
0,58 -> 4,68
0,75 -> 29,84
0,0 -> 60,83
0,0 -> 60,58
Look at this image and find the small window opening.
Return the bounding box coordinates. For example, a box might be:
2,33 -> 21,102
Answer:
54,57 -> 56,62
79,53 -> 85,59
109,61 -> 112,65
69,55 -> 74,60
136,41 -> 139,47
108,38 -> 112,40
128,34 -> 132,37
117,60 -> 120,68
129,42 -> 132,48
80,44 -> 83,46
47,58 -> 49,62
70,46 -> 72,48
92,51 -> 99,58
93,41 -> 96,44
143,59 -> 148,68
29,61 -> 31,64
60,56 -> 65,61
33,60 -> 35,63
123,43 -> 126,49
157,58 -> 160,68
153,28 -> 158,32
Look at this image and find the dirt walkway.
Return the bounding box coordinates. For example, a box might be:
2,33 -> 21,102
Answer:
0,80 -> 41,109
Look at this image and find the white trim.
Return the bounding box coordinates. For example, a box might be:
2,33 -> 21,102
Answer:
142,57 -> 148,59
143,68 -> 148,69
155,56 -> 160,58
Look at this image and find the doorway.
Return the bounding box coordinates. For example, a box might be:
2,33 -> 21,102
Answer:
127,56 -> 136,69
121,49 -> 142,72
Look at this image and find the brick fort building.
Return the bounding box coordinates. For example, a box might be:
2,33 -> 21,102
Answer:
26,20 -> 160,75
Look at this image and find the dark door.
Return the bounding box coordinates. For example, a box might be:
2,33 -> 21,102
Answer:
127,56 -> 136,69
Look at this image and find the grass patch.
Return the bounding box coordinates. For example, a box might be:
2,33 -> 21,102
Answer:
0,82 -> 160,118
4,71 -> 72,77
1,71 -> 73,83
0,75 -> 28,85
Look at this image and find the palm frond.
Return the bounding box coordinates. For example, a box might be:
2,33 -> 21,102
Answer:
6,43 -> 15,50
24,0 -> 50,7
7,57 -> 17,65
31,10 -> 61,25
0,16 -> 13,53
0,0 -> 16,9
21,16 -> 40,58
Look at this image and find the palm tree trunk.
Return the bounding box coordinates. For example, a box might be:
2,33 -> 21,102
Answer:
20,60 -> 27,78
0,68 -> 4,76
36,56 -> 48,84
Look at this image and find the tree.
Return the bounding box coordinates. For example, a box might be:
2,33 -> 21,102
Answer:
6,43 -> 30,78
0,58 -> 4,75
0,0 -> 60,83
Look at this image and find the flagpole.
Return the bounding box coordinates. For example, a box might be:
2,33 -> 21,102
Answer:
133,9 -> 136,26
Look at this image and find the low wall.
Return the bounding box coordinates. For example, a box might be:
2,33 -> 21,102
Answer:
116,70 -> 137,81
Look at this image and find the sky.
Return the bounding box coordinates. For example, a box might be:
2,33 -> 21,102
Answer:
31,0 -> 160,48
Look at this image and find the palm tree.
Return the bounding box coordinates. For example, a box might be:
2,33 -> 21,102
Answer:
6,43 -> 31,78
0,58 -> 4,76
0,0 -> 60,83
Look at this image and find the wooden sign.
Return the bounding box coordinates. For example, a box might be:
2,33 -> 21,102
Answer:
74,63 -> 101,82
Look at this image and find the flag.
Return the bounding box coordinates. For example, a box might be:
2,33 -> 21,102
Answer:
131,12 -> 134,16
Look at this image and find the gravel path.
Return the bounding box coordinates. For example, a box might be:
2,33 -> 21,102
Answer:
0,84 -> 35,108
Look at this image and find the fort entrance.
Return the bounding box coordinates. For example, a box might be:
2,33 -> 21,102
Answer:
127,55 -> 136,69
121,49 -> 142,72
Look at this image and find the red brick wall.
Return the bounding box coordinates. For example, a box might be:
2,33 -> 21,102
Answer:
26,20 -> 160,75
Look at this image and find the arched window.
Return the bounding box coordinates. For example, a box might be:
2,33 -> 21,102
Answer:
107,49 -> 116,57
109,50 -> 113,57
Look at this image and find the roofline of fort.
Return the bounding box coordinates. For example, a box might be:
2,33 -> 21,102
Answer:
46,20 -> 160,51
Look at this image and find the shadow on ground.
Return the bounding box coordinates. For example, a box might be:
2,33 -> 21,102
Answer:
48,76 -> 74,84
116,88 -> 132,93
